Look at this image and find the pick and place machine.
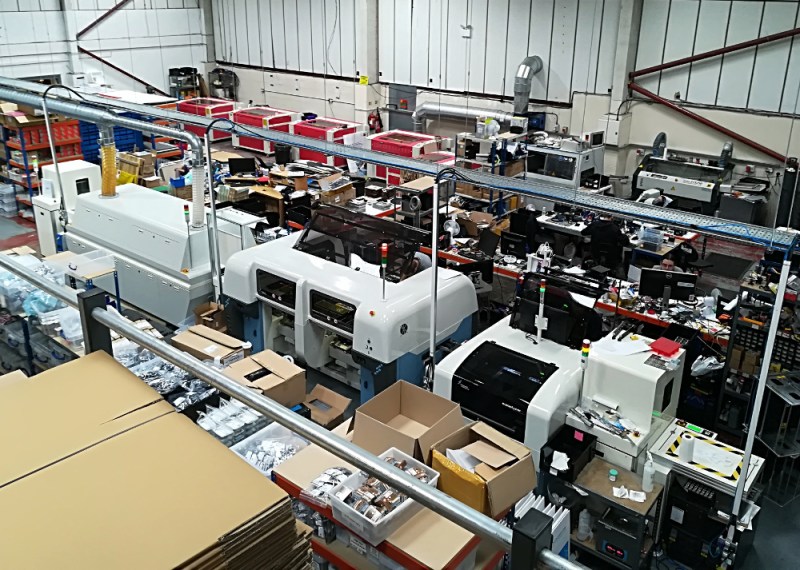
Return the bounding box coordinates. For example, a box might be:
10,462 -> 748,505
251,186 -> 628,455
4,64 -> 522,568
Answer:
64,184 -> 213,325
435,269 -> 685,471
225,206 -> 477,401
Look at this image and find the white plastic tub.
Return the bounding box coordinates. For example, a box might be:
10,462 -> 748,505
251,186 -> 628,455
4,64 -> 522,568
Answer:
329,447 -> 440,546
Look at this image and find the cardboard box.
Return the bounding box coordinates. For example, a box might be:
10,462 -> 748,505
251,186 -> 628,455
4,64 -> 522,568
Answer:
193,301 -> 226,331
352,381 -> 464,463
141,175 -> 163,189
503,158 -> 526,178
304,385 -> 352,429
224,350 -> 306,408
319,173 -> 356,206
729,345 -> 744,372
431,421 -> 537,518
171,325 -> 251,365
0,352 -> 308,570
457,211 -> 494,237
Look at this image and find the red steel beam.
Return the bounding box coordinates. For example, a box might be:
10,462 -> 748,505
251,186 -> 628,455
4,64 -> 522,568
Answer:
631,27 -> 800,79
78,47 -> 169,97
77,0 -> 133,39
628,82 -> 788,163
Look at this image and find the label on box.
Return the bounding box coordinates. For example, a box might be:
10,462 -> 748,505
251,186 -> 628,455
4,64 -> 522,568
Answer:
349,535 -> 367,556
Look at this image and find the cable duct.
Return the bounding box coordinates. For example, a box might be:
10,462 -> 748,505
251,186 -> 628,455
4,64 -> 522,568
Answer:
0,80 -> 206,227
412,55 -> 542,132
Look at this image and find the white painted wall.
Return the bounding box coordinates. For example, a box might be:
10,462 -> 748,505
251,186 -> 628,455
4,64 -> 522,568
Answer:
0,0 -> 211,95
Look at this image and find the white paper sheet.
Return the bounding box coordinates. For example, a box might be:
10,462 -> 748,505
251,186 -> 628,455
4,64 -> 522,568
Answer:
551,451 -> 570,472
446,448 -> 481,473
692,439 -> 741,477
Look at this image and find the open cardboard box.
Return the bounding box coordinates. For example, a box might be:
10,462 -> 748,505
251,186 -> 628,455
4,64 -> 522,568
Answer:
223,350 -> 306,408
352,381 -> 464,463
304,385 -> 351,429
193,301 -> 226,332
431,421 -> 537,518
171,325 -> 250,366
318,173 -> 355,205
457,211 -> 494,237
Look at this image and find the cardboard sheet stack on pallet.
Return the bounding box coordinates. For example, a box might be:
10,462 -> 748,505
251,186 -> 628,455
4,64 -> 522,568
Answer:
0,352 -> 311,570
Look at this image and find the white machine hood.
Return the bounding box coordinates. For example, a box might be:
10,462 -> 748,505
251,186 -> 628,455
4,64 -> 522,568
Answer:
225,232 -> 478,363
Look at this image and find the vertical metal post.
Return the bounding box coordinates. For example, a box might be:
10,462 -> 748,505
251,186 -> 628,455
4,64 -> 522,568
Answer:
206,131 -> 224,302
729,258 -> 791,532
78,288 -> 112,355
428,180 -> 444,383
41,94 -> 67,223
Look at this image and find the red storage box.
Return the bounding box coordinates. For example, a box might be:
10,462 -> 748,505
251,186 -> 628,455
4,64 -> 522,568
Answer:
176,97 -> 235,142
230,106 -> 300,154
289,117 -> 366,167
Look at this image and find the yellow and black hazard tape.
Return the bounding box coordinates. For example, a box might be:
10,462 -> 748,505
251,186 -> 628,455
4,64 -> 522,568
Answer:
666,432 -> 743,482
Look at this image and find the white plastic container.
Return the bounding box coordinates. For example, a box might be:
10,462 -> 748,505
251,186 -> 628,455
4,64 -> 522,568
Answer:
329,447 -> 440,546
48,250 -> 114,279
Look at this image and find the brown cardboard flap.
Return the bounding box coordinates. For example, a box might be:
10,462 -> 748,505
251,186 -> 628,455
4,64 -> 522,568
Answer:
463,440 -> 516,469
188,325 -> 247,349
471,422 -> 531,460
400,176 -> 435,191
250,351 -> 302,381
306,385 -> 351,412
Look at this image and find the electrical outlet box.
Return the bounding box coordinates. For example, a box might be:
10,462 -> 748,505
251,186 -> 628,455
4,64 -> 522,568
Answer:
597,113 -> 632,147
460,25 -> 472,38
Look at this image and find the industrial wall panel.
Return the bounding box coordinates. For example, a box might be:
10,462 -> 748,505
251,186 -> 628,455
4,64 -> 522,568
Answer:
339,0 -> 357,77
685,0 -> 731,105
233,0 -> 249,66
245,0 -> 261,68
296,0 -> 315,72
572,0 -> 603,97
504,0 -> 533,98
467,0 -> 489,94
716,1 -> 763,108
748,2 -> 798,112
379,0 -> 396,83
484,0 -> 509,95
658,0 -> 700,101
445,0 -> 469,92
322,0 -> 343,75
595,0 -> 619,94
284,1 -> 301,71
394,0 -> 413,84
427,0 -> 445,89
270,0 -> 287,70
310,0 -> 327,74
547,0 -> 579,102
528,0 -> 554,100
634,0 -> 669,94
212,0 -> 224,60
780,14 -> 800,114
410,0 -> 431,87
256,0 -> 275,67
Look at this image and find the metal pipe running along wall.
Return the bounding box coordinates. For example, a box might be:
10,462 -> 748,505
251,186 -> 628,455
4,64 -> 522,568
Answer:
0,82 -> 206,227
0,253 -> 595,569
0,77 -> 795,250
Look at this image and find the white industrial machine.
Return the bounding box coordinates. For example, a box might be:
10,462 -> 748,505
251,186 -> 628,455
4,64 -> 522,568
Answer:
64,184 -> 213,325
434,269 -> 685,471
34,160 -> 103,256
433,316 -> 582,465
41,159 -> 101,212
632,133 -> 733,214
224,206 -> 477,402
524,137 -> 605,190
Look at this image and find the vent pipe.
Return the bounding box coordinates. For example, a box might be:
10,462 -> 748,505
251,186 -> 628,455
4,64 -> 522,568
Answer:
412,102 -> 515,133
513,55 -> 543,115
99,125 -> 117,198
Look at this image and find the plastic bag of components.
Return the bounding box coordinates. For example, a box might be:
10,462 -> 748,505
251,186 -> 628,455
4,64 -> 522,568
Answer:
168,379 -> 216,411
22,289 -> 64,316
300,467 -> 353,508
231,422 -> 309,476
129,357 -> 183,394
691,355 -> 724,377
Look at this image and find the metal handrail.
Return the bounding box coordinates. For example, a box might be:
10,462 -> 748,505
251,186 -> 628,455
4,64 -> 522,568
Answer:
0,253 -> 588,569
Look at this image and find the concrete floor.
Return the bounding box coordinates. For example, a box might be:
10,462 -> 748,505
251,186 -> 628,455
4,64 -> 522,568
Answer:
741,497 -> 800,569
0,214 -> 37,250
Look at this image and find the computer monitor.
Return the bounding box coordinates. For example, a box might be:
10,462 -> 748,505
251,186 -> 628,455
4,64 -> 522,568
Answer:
639,268 -> 697,307
510,284 -> 598,349
501,231 -> 526,258
229,157 -> 258,176
476,229 -> 501,257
